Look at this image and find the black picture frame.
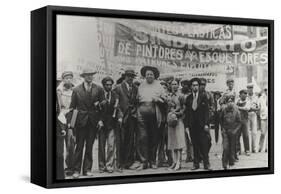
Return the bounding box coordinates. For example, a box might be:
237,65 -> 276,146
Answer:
31,5 -> 274,188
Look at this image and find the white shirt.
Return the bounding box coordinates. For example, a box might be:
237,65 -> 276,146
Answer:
57,82 -> 73,110
138,80 -> 165,102
125,81 -> 132,92
84,82 -> 92,92
104,90 -> 112,102
259,94 -> 268,120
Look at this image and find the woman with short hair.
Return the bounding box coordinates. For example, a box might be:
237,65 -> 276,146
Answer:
167,79 -> 186,171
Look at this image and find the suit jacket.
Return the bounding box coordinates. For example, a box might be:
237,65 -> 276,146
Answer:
99,90 -> 121,129
114,81 -> 138,119
185,91 -> 209,129
68,82 -> 103,128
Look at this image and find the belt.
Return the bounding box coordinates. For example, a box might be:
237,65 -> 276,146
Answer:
139,102 -> 155,106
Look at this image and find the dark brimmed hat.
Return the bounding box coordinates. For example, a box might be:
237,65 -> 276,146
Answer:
116,74 -> 125,85
213,91 -> 222,98
225,94 -> 235,102
239,89 -> 248,94
181,77 -> 189,85
213,91 -> 222,96
124,68 -> 137,77
200,78 -> 207,85
80,68 -> 97,77
226,78 -> 234,84
101,76 -> 114,86
190,77 -> 201,85
247,83 -> 254,88
140,66 -> 160,79
61,71 -> 73,79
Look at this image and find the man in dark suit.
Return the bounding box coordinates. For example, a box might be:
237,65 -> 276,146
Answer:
68,68 -> 104,178
114,68 -> 138,169
98,76 -> 122,173
185,77 -> 212,170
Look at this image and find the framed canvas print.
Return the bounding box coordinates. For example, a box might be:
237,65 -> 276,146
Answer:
31,5 -> 274,188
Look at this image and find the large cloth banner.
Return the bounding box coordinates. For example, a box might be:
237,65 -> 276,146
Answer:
114,23 -> 268,74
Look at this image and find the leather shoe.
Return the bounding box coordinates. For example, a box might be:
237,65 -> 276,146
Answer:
72,171 -> 80,178
136,163 -> 145,171
174,163 -> 181,171
204,165 -> 212,171
151,164 -> 158,169
191,166 -> 200,170
116,168 -> 123,173
107,168 -> 114,173
84,171 -> 94,176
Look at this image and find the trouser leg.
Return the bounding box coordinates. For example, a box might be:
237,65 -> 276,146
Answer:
214,112 -> 220,143
83,124 -> 98,173
190,130 -> 200,167
115,126 -> 122,169
157,123 -> 167,165
65,129 -> 75,171
148,116 -> 159,165
122,117 -> 137,167
259,119 -> 268,152
73,128 -> 86,172
136,111 -> 148,164
199,131 -> 211,167
98,128 -> 106,170
185,131 -> 194,161
228,132 -> 236,165
106,129 -> 116,169
222,131 -> 229,168
241,120 -> 250,152
249,113 -> 258,152
235,127 -> 242,154
56,135 -> 65,179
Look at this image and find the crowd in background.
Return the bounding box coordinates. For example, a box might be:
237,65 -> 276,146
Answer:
56,65 -> 268,179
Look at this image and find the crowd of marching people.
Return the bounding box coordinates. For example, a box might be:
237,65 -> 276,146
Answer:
56,65 -> 268,179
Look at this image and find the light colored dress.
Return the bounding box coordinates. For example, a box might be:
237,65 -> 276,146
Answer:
167,92 -> 186,150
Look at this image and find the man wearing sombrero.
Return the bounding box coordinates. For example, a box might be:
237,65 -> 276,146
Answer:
68,68 -> 104,178
136,66 -> 166,170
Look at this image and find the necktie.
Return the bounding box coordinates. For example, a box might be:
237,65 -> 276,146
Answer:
192,92 -> 198,110
128,85 -> 132,97
106,92 -> 110,101
86,83 -> 91,92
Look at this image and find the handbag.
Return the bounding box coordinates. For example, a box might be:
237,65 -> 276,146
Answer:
167,112 -> 178,128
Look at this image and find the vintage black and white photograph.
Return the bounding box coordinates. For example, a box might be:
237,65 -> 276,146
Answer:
55,15 -> 269,180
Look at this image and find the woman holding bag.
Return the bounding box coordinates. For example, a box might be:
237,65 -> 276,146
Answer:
167,79 -> 186,171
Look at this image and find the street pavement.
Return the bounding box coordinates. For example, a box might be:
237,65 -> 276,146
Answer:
66,129 -> 268,179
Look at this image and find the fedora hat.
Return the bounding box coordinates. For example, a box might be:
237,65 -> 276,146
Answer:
181,77 -> 189,84
226,78 -> 234,84
101,76 -> 114,86
61,71 -> 73,79
140,66 -> 160,79
80,68 -> 97,77
190,77 -> 201,85
247,83 -> 254,88
124,68 -> 137,77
